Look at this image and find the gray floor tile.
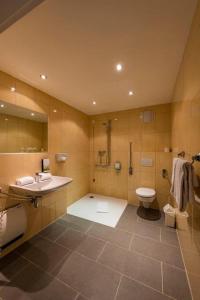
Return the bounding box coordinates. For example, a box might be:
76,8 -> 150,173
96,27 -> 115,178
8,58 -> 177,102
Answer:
39,222 -> 66,242
132,236 -> 184,269
17,236 -> 69,272
116,276 -> 171,300
56,251 -> 120,300
99,243 -> 162,291
1,263 -> 77,300
133,222 -> 161,241
116,205 -> 138,232
76,295 -> 89,300
0,251 -> 29,283
88,223 -> 132,248
161,228 -> 179,247
56,228 -> 86,250
76,235 -> 106,260
58,214 -> 92,233
163,263 -> 192,300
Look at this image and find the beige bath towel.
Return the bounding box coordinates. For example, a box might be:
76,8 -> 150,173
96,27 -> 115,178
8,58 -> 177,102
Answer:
171,158 -> 198,211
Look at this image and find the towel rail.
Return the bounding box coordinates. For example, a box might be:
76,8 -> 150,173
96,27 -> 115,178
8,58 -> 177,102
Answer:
177,151 -> 200,165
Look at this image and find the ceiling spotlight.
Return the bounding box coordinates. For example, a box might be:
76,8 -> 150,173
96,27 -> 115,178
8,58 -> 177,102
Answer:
116,63 -> 123,72
114,118 -> 118,121
10,87 -> 16,92
92,100 -> 96,105
53,109 -> 57,113
0,104 -> 4,108
129,91 -> 134,96
31,112 -> 35,116
5,118 -> 8,121
40,74 -> 47,80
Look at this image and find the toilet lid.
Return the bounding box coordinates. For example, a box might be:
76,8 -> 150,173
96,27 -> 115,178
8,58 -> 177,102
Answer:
136,187 -> 156,197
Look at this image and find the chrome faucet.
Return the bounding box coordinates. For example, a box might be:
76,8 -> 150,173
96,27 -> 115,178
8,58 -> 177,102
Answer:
35,172 -> 41,183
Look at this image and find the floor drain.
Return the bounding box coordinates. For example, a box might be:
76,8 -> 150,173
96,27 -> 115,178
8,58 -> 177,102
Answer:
137,206 -> 161,221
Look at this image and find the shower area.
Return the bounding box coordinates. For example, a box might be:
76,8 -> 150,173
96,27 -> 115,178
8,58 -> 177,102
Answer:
67,116 -> 131,227
90,117 -> 130,200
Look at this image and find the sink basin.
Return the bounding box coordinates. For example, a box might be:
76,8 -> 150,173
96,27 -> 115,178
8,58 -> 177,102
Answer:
10,176 -> 73,197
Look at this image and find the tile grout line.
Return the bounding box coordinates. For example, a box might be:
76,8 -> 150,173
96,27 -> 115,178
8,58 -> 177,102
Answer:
114,274 -> 123,300
161,261 -> 164,294
159,227 -> 162,242
18,253 -> 82,297
3,260 -> 31,285
95,241 -> 108,262
49,249 -> 73,274
54,227 -> 72,243
17,226 -> 185,272
84,222 -> 94,234
74,293 -> 81,300
45,216 -> 178,248
128,232 -> 135,250
176,231 -> 193,300
53,249 -> 165,296
134,232 -> 182,248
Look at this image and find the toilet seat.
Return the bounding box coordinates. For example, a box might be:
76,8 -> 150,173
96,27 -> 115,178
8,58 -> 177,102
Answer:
136,187 -> 156,198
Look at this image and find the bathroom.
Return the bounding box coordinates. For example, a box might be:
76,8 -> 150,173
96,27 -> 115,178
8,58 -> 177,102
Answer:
0,0 -> 200,299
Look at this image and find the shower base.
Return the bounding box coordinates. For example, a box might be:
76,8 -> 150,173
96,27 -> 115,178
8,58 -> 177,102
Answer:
67,193 -> 127,228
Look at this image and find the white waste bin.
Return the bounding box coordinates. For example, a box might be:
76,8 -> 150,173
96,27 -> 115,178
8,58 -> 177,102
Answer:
163,204 -> 176,228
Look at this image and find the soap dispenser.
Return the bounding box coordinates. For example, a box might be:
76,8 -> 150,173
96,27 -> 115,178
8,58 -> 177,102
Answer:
114,161 -> 121,172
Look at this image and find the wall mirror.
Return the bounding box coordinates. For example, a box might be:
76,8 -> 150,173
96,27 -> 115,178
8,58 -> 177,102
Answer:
0,100 -> 48,153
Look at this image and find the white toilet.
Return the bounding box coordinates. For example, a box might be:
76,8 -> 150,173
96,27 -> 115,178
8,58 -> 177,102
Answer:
136,187 -> 156,208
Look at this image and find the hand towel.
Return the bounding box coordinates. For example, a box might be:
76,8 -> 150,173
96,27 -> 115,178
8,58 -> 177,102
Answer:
39,172 -> 52,181
171,158 -> 199,211
182,162 -> 199,210
16,176 -> 35,186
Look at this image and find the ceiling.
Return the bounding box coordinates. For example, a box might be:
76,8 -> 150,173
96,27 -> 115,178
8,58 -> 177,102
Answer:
0,0 -> 44,33
0,0 -> 197,115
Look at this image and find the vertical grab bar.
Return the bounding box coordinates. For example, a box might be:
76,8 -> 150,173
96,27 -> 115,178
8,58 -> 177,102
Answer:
129,142 -> 133,175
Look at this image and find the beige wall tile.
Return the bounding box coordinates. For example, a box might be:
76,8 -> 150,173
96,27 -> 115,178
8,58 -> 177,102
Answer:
171,2 -> 200,298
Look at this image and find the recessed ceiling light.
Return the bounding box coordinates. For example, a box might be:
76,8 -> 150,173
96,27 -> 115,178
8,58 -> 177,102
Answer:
129,91 -> 134,96
31,112 -> 35,116
40,74 -> 47,80
92,100 -> 96,105
116,63 -> 123,72
0,104 -> 4,108
10,87 -> 16,92
53,109 -> 57,113
5,118 -> 8,121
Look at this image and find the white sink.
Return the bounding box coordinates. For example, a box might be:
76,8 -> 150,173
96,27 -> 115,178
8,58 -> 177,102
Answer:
10,176 -> 73,197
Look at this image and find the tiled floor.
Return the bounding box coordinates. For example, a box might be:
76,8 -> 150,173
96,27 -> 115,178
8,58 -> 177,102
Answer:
0,205 -> 191,300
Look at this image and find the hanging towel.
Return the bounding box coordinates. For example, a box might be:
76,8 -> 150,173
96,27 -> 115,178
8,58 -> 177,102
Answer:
171,158 -> 199,211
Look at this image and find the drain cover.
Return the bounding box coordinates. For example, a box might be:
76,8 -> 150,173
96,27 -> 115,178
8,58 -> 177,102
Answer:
137,206 -> 161,221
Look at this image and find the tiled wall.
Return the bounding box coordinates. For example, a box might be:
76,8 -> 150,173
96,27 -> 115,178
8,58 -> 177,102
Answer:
0,70 -> 90,256
90,103 -> 172,210
171,1 -> 200,299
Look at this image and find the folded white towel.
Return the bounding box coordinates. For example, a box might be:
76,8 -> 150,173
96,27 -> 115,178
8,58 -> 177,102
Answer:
96,201 -> 109,213
16,176 -> 35,186
39,172 -> 52,181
